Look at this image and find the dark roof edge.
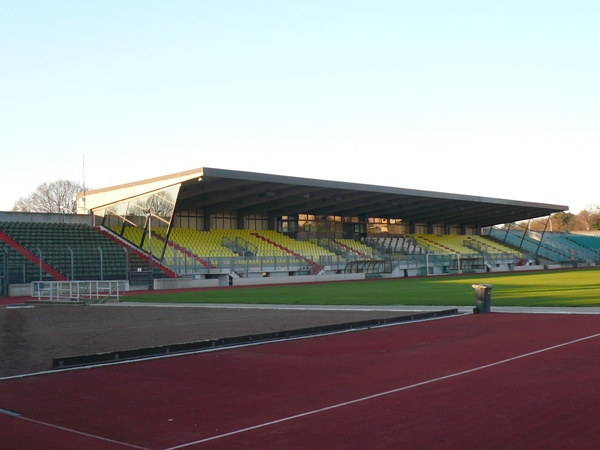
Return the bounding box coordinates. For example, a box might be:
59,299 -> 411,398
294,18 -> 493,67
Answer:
200,167 -> 568,212
78,166 -> 568,213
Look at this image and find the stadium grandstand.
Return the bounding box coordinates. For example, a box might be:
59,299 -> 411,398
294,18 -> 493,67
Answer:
1,167 -> 599,297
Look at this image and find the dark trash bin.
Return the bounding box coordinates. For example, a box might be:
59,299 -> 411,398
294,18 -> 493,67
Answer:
472,284 -> 493,314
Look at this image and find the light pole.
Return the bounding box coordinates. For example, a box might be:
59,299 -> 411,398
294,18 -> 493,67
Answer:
145,209 -> 154,290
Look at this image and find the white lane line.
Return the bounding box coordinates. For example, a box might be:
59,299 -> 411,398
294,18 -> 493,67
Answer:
164,331 -> 600,450
14,416 -> 150,449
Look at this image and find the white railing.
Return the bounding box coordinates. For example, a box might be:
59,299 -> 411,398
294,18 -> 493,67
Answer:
31,280 -> 124,303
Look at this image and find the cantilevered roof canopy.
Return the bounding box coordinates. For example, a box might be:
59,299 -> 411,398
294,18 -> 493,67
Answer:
81,167 -> 567,227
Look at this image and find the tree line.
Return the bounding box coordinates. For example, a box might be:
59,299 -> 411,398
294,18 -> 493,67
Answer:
11,180 -> 85,214
548,208 -> 600,232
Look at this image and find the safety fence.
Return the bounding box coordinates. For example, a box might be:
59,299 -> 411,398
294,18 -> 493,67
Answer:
31,280 -> 125,304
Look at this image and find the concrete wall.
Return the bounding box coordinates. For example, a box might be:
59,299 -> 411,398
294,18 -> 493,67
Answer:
153,278 -> 220,290
0,211 -> 92,225
513,265 -> 545,272
232,272 -> 365,287
8,284 -> 31,297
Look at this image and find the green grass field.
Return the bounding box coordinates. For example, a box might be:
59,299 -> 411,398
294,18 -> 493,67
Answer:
124,268 -> 600,308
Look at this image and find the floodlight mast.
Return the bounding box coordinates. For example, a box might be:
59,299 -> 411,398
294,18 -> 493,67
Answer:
145,209 -> 154,290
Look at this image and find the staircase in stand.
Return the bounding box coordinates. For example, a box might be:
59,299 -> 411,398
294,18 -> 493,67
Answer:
152,232 -> 215,269
96,228 -> 178,278
250,233 -> 324,275
0,229 -> 67,281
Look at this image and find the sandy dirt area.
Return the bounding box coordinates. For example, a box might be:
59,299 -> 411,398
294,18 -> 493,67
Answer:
0,304 -> 415,377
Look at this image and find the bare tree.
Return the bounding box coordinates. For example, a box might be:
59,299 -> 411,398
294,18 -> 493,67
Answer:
12,180 -> 85,214
546,207 -> 600,232
578,206 -> 600,231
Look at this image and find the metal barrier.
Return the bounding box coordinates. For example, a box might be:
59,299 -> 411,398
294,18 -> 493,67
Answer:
31,280 -> 125,304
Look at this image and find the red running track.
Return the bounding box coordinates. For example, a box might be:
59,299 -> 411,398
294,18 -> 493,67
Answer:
1,313 -> 599,449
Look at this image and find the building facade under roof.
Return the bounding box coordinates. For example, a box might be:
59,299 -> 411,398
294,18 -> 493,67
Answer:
78,167 -> 567,257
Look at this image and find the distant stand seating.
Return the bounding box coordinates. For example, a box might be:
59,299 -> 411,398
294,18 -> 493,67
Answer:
334,239 -> 374,258
0,228 -> 67,281
488,228 -> 600,265
97,227 -> 176,278
364,236 -> 426,255
363,235 -> 523,269
0,238 -> 54,286
153,228 -> 336,275
161,228 -> 337,261
0,221 -> 175,284
485,228 -> 600,264
539,233 -> 600,264
0,222 -> 129,282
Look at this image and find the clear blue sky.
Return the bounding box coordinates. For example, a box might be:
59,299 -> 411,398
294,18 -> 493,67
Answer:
1,1 -> 598,214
